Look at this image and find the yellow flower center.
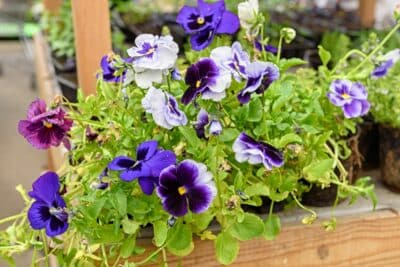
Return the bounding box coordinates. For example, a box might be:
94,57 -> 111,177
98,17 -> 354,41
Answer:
195,80 -> 201,88
197,17 -> 205,25
43,121 -> 53,128
178,186 -> 187,195
146,47 -> 155,55
341,93 -> 351,100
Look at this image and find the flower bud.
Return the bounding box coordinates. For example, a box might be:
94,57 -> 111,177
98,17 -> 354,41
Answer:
280,27 -> 296,44
209,119 -> 222,136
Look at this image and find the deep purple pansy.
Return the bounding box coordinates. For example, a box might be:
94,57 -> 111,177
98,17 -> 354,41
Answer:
182,58 -> 231,105
176,0 -> 239,50
238,61 -> 280,104
194,108 -> 222,138
232,132 -> 284,170
327,79 -> 370,119
108,140 -> 176,194
100,53 -> 126,83
157,160 -> 216,217
91,168 -> 109,190
254,40 -> 278,54
27,172 -> 69,237
18,99 -> 73,149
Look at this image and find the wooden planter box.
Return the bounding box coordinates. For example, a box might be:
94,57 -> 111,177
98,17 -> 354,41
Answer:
34,32 -> 400,267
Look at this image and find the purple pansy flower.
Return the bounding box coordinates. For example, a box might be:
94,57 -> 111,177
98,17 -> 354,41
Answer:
100,53 -> 126,83
327,79 -> 370,119
127,34 -> 179,88
18,99 -> 73,149
91,168 -> 109,190
157,160 -> 216,217
108,140 -> 176,194
238,61 -> 280,104
182,58 -> 231,105
210,41 -> 250,82
233,132 -> 284,170
176,0 -> 239,50
371,49 -> 400,78
142,87 -> 188,129
27,172 -> 69,237
254,40 -> 278,54
194,109 -> 222,138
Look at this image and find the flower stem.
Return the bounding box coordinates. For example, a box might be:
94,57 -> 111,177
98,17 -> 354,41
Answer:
162,247 -> 168,267
269,200 -> 274,217
111,255 -> 121,267
41,231 -> 50,267
348,22 -> 400,76
291,192 -> 317,220
276,35 -> 283,64
101,244 -> 110,267
136,245 -> 165,265
30,248 -> 37,267
0,213 -> 24,225
329,49 -> 368,75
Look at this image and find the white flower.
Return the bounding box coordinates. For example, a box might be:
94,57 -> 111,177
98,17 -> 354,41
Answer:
238,0 -> 259,34
142,87 -> 187,129
127,34 -> 179,88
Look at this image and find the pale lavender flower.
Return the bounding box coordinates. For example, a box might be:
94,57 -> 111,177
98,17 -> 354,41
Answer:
194,108 -> 222,138
233,132 -> 283,170
371,49 -> 400,78
142,87 -> 187,129
327,79 -> 370,118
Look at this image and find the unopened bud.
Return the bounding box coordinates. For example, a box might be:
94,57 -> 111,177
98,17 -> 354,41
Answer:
280,27 -> 296,44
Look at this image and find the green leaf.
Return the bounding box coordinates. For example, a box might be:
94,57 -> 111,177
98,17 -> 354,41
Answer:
120,236 -> 136,258
318,45 -> 331,66
219,128 -> 240,142
244,183 -> 270,197
178,127 -> 200,148
114,190 -> 127,217
215,232 -> 239,265
87,198 -> 106,220
303,159 -> 334,182
247,98 -> 263,122
153,220 -> 168,247
279,58 -> 307,72
229,213 -> 265,241
263,214 -> 281,240
121,217 -> 140,234
277,133 -> 303,147
167,222 -> 193,256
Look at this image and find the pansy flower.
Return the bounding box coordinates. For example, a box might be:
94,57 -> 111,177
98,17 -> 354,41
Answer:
127,34 -> 179,88
176,0 -> 239,50
194,109 -> 223,138
142,87 -> 188,129
27,172 -> 69,237
157,160 -> 216,217
371,49 -> 400,78
238,0 -> 259,38
233,132 -> 284,170
327,79 -> 370,119
108,140 -> 176,194
18,99 -> 73,149
238,61 -> 280,104
182,58 -> 231,105
100,53 -> 127,83
254,40 -> 278,54
210,41 -> 250,82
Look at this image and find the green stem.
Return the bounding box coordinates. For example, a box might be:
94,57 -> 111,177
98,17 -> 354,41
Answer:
162,247 -> 168,267
291,192 -> 317,219
330,49 -> 368,75
0,213 -> 25,225
41,231 -> 50,267
348,22 -> 400,76
269,200 -> 274,217
276,35 -> 283,64
136,245 -> 165,266
260,25 -> 267,61
101,244 -> 110,267
30,248 -> 37,267
111,255 -> 121,267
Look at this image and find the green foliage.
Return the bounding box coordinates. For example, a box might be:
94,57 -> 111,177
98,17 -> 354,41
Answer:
215,232 -> 239,265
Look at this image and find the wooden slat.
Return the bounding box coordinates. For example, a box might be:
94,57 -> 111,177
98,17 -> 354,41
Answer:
33,33 -> 66,171
359,0 -> 377,28
43,0 -> 63,13
131,210 -> 400,267
71,0 -> 112,95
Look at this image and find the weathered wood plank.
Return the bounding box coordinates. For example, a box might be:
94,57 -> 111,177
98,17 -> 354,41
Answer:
359,0 -> 377,28
71,0 -> 111,95
43,0 -> 63,14
132,210 -> 400,267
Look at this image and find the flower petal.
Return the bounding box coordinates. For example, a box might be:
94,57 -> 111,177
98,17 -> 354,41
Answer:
162,192 -> 188,217
343,100 -> 362,118
28,201 -> 51,230
138,177 -> 156,195
188,184 -> 214,213
119,164 -> 149,182
27,99 -> 47,120
29,172 -> 60,204
108,156 -> 135,171
136,140 -> 158,161
46,217 -> 68,237
190,28 -> 215,51
215,10 -> 240,34
144,150 -> 176,177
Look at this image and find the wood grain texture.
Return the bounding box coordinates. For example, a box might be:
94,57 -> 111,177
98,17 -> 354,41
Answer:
33,33 -> 66,171
71,0 -> 111,96
132,210 -> 400,267
43,0 -> 63,13
359,0 -> 377,28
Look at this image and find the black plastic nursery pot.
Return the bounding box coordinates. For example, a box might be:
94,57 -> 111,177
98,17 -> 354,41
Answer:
301,181 -> 338,207
51,53 -> 76,74
379,124 -> 400,192
57,72 -> 78,103
358,119 -> 380,170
